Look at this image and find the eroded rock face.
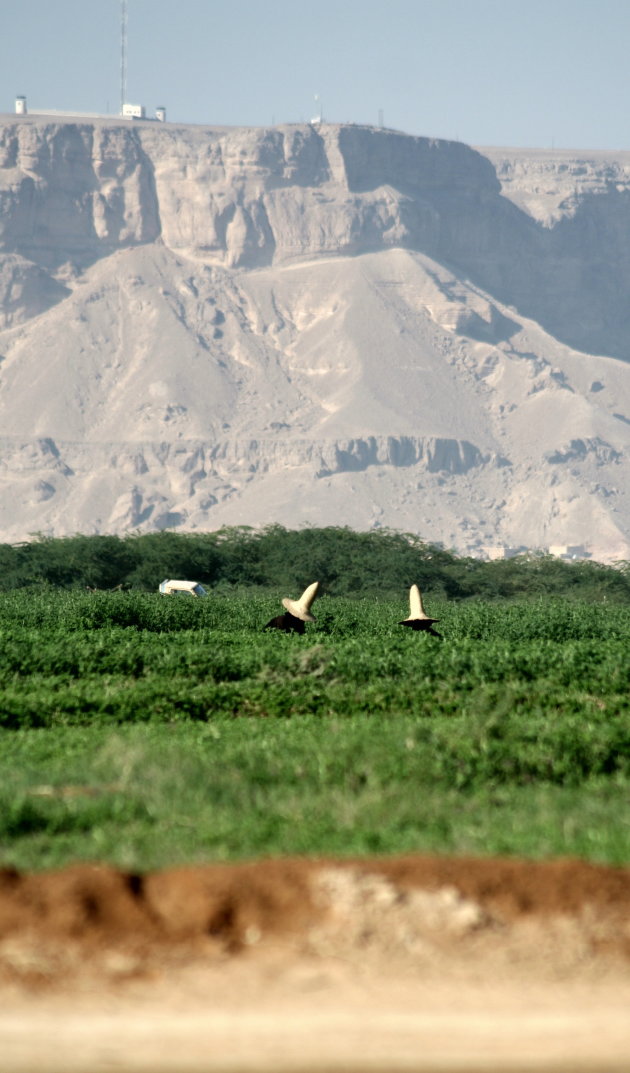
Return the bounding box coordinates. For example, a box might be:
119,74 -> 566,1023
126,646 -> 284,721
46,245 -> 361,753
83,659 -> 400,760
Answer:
2,118 -> 630,354
0,253 -> 69,328
0,122 -> 160,263
0,119 -> 499,273
2,118 -> 630,557
481,146 -> 630,357
3,119 -> 630,357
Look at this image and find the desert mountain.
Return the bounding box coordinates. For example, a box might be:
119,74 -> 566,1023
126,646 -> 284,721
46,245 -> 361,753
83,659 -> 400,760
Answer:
1,116 -> 630,561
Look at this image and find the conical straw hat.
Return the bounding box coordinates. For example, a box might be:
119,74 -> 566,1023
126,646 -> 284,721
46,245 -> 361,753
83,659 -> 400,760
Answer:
282,581 -> 319,622
400,584 -> 438,623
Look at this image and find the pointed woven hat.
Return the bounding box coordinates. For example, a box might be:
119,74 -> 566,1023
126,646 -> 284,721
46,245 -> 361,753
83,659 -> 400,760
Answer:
282,581 -> 319,622
400,584 -> 439,623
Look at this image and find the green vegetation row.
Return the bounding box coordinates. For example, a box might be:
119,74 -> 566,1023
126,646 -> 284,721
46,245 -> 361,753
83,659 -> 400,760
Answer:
3,525 -> 630,601
1,594 -> 628,785
0,588 -> 629,637
1,591 -> 628,870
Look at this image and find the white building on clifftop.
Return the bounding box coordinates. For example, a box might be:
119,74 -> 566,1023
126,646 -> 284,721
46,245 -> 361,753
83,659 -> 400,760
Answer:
13,95 -> 166,122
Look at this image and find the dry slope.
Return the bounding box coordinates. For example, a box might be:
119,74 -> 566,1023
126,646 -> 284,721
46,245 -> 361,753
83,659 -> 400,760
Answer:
2,118 -> 630,558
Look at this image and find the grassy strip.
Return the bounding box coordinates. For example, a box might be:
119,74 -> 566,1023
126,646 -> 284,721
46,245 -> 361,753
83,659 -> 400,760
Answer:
1,723 -> 628,871
1,593 -> 628,870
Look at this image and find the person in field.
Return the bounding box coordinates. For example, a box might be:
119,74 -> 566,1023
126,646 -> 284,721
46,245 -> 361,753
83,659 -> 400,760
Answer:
398,584 -> 441,637
264,581 -> 319,634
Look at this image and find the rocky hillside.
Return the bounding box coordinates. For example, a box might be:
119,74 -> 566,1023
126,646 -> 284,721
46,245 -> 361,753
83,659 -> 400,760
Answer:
1,116 -> 630,561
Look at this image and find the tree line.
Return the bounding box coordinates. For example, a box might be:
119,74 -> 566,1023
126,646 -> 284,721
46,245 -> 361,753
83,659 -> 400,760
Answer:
1,525 -> 629,602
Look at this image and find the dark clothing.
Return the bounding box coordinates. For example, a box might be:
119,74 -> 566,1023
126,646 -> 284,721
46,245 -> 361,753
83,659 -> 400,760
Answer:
264,612 -> 306,634
398,619 -> 442,638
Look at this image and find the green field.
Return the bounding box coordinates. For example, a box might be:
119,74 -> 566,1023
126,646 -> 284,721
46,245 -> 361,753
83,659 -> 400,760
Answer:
1,590 -> 629,871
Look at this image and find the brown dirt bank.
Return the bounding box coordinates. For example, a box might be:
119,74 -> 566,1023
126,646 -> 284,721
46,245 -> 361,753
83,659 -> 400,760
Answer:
0,852 -> 629,1072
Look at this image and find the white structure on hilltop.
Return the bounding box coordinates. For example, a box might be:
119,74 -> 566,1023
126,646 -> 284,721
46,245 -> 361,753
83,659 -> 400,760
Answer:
14,94 -> 165,122
310,93 -> 323,125
117,2 -> 165,121
12,7 -> 166,125
122,102 -> 145,119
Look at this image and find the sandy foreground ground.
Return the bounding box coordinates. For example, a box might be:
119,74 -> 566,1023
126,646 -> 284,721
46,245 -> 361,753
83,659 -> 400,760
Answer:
0,853 -> 629,1073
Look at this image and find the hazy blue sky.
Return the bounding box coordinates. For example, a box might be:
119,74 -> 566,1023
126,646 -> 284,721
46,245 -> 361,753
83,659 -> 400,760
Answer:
2,0 -> 629,149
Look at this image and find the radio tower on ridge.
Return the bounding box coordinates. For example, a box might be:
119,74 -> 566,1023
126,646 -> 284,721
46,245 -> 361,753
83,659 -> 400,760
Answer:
120,0 -> 128,115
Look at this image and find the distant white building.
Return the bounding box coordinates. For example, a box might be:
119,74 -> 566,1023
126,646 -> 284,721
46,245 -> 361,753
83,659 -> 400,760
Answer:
122,102 -> 145,119
548,544 -> 589,560
479,546 -> 523,561
14,93 -> 166,123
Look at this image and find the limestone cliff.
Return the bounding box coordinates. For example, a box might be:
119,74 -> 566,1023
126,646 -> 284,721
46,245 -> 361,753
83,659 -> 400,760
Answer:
0,119 -> 496,269
1,117 -> 630,560
2,118 -> 630,356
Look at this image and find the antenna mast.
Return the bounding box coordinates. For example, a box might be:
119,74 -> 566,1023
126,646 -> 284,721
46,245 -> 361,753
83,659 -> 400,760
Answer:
120,0 -> 128,114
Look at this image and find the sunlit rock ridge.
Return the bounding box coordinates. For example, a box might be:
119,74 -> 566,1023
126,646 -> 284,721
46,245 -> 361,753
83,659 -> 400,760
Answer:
2,115 -> 630,561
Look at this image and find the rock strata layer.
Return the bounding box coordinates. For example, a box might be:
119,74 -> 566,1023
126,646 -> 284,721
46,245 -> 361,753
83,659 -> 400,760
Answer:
1,117 -> 630,558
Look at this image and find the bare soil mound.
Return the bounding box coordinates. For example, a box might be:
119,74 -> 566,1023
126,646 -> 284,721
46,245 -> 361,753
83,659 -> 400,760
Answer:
1,853 -> 629,1072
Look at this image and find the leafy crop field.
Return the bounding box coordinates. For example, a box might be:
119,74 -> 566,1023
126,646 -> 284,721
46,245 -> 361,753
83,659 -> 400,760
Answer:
0,590 -> 628,871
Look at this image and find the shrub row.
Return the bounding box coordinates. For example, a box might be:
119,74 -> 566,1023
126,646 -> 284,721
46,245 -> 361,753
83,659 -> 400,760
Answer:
2,526 -> 630,601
